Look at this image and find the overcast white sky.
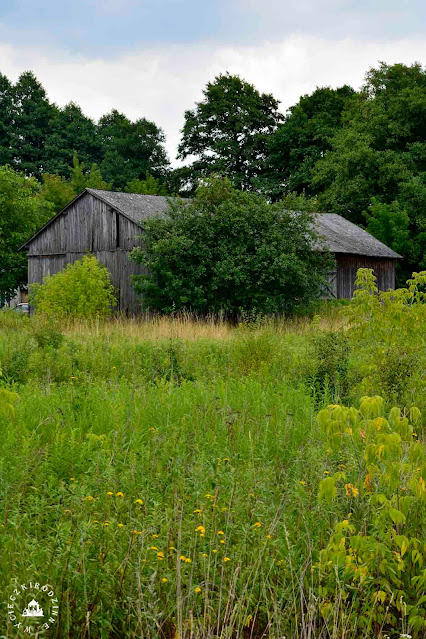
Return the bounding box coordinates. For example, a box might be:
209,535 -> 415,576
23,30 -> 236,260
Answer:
0,1 -> 425,164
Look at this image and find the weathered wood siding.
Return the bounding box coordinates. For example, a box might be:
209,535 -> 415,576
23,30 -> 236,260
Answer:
336,254 -> 395,299
27,192 -> 146,312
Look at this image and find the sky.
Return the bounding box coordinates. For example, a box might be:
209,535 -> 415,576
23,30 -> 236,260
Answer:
0,0 -> 425,164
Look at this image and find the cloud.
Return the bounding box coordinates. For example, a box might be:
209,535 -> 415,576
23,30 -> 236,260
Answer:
1,35 -> 425,164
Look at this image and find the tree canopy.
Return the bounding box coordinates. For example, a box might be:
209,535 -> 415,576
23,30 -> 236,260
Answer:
177,74 -> 282,193
130,177 -> 331,316
312,62 -> 426,277
0,165 -> 51,300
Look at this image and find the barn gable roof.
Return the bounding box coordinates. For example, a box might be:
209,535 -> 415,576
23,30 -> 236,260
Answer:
313,213 -> 401,258
21,188 -> 401,259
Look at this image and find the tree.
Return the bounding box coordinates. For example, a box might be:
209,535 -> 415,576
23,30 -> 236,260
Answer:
30,255 -> 117,319
130,177 -> 331,316
98,110 -> 170,190
38,173 -> 76,212
313,63 -> 426,277
177,74 -> 282,192
125,174 -> 168,195
43,103 -> 102,177
69,152 -> 111,194
262,86 -> 354,199
11,71 -> 56,178
0,165 -> 52,299
0,73 -> 13,166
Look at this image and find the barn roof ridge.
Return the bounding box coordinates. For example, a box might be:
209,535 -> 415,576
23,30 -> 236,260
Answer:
21,188 -> 402,259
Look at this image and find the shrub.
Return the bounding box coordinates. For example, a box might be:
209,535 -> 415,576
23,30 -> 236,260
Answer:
30,255 -> 117,320
130,176 -> 332,316
316,396 -> 426,635
345,268 -> 426,408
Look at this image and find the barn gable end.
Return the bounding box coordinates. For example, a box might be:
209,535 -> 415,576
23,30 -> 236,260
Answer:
23,190 -> 148,312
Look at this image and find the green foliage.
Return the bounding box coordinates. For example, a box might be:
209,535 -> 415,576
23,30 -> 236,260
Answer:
125,173 -> 168,195
317,396 -> 426,635
38,172 -> 76,211
11,71 -> 56,179
130,177 -> 331,315
263,85 -> 355,199
0,291 -> 424,637
30,255 -> 117,320
178,73 -> 282,192
0,165 -> 52,299
69,151 -> 112,194
345,268 -> 426,405
313,62 -> 426,276
98,109 -> 170,190
0,73 -> 13,166
43,102 -> 102,177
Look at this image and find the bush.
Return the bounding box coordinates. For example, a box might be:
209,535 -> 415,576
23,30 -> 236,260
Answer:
30,255 -> 117,320
317,396 -> 426,635
130,176 -> 332,316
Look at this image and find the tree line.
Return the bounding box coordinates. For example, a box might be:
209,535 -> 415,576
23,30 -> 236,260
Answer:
0,62 -> 425,299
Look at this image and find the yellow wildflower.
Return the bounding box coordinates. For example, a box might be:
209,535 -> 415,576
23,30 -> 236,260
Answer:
345,484 -> 359,498
223,557 -> 230,562
266,535 -> 272,540
324,471 -> 330,475
84,496 -> 95,501
299,481 -> 306,485
64,509 -> 72,513
118,523 -> 124,528
201,553 -> 208,557
253,522 -> 261,528
217,530 -> 224,536
149,427 -> 157,432
194,587 -> 202,593
161,577 -> 168,583
195,525 -> 205,534
107,491 -> 114,496
223,457 -> 230,462
169,546 -> 176,551
116,492 -> 124,498
179,555 -> 186,561
131,529 -> 142,535
212,549 -> 217,554
69,478 -> 76,481
104,522 -> 109,526
220,539 -> 225,544
185,557 -> 191,563
193,509 -> 202,514
221,507 -> 228,512
152,534 -> 159,539
134,499 -> 143,505
157,552 -> 165,560
150,546 -> 159,551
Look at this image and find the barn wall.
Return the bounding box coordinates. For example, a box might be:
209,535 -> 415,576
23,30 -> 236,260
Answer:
336,254 -> 395,299
27,193 -> 145,312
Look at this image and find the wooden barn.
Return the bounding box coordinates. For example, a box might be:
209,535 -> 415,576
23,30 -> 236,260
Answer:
21,188 -> 401,311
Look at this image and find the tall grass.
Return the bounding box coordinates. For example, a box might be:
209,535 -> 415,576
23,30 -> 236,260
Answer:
0,300 -> 424,638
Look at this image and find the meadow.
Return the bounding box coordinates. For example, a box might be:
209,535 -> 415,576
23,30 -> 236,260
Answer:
0,271 -> 425,639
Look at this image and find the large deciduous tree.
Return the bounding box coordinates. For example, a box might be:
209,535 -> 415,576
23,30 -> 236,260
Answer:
98,110 -> 169,190
0,73 -> 13,166
43,103 -> 102,177
11,71 -> 57,178
177,74 -> 282,193
262,86 -> 354,200
0,166 -> 51,299
130,177 -> 330,316
313,62 -> 426,277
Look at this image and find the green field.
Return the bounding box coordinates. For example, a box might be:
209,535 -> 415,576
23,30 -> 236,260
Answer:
0,277 -> 425,638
